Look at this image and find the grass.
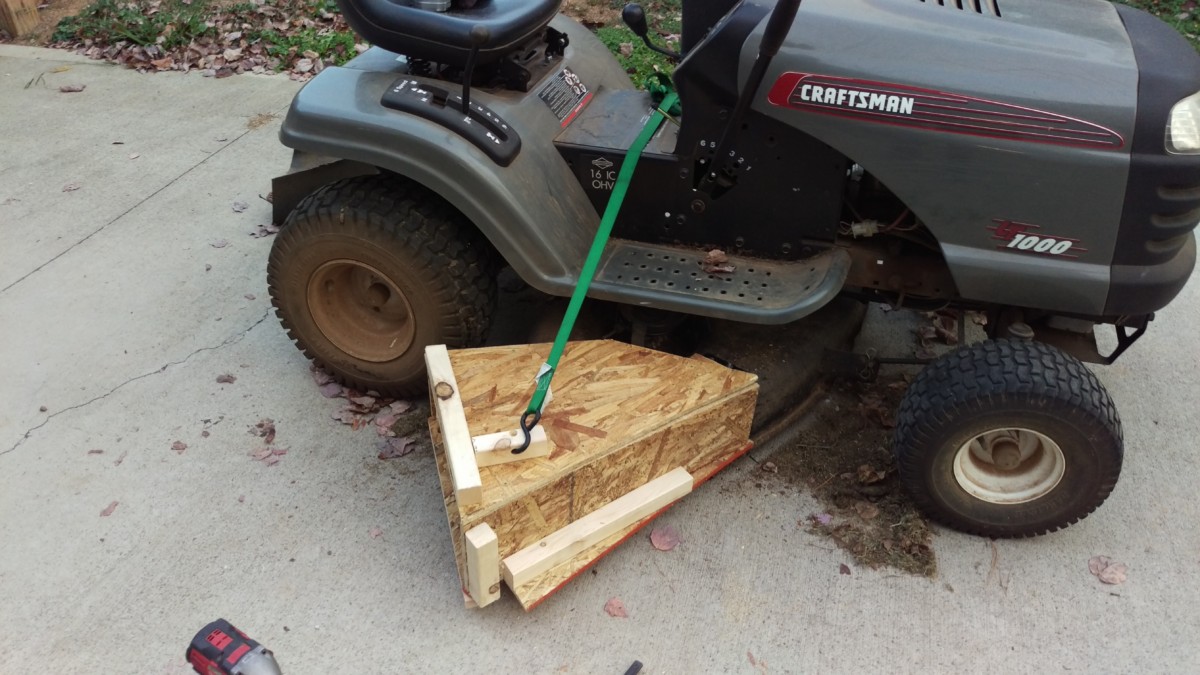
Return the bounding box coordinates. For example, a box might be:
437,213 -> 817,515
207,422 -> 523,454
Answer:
1118,0 -> 1200,48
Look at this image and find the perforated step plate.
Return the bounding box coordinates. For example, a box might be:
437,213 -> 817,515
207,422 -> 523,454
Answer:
591,240 -> 851,324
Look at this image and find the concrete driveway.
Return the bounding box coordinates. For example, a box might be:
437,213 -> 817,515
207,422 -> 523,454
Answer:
2,44 -> 1198,673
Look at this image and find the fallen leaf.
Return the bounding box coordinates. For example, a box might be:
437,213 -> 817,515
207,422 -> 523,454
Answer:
216,373 -> 236,384
1089,555 -> 1128,585
856,464 -> 887,485
231,201 -> 248,213
59,84 -> 86,93
251,448 -> 273,461
201,430 -> 210,438
649,525 -> 681,551
703,249 -> 728,266
377,437 -> 416,459
250,418 -> 276,445
311,365 -> 334,386
369,526 -> 383,539
813,513 -> 833,526
603,597 -> 628,618
1099,563 -> 1128,585
87,449 -> 104,455
244,293 -> 256,300
319,382 -> 344,398
63,182 -> 81,192
619,42 -> 633,57
50,65 -> 71,73
761,461 -> 778,474
250,223 -> 281,238
263,455 -> 280,466
210,239 -> 229,248
237,495 -> 245,503
113,451 -> 128,467
100,501 -> 119,517
1088,555 -> 1111,576
171,440 -> 187,454
839,563 -> 852,576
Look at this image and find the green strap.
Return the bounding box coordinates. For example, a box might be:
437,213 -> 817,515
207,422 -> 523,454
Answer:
524,92 -> 680,417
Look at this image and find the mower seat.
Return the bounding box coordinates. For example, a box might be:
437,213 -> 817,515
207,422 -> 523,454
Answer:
336,0 -> 562,66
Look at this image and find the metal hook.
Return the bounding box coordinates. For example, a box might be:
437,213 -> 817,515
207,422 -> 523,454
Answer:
513,410 -> 541,454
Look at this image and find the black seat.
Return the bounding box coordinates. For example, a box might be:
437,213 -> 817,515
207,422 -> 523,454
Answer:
336,0 -> 562,67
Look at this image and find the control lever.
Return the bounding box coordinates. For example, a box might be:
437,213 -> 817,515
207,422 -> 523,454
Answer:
460,24 -> 490,113
698,0 -> 802,195
622,4 -> 682,61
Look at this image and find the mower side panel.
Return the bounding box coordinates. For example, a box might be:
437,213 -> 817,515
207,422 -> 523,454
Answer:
750,0 -> 1141,315
276,17 -> 632,297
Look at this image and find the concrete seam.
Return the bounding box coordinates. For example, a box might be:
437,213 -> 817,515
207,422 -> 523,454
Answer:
0,119 -> 266,296
0,310 -> 270,457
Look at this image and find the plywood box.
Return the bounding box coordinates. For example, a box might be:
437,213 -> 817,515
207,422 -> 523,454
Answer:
428,340 -> 758,610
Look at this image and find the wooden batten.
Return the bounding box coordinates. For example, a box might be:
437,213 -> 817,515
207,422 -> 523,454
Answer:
501,468 -> 692,592
465,523 -> 501,608
428,340 -> 758,610
425,345 -> 483,507
473,426 -> 551,467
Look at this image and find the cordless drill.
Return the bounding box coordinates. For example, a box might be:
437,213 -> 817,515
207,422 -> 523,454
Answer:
187,619 -> 283,675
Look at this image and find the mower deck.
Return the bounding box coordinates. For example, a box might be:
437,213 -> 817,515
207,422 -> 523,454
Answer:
426,340 -> 758,610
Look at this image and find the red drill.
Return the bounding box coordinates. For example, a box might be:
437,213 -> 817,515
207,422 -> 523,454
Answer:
187,619 -> 282,675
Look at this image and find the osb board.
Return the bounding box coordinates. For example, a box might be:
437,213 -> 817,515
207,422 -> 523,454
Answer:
431,340 -> 758,608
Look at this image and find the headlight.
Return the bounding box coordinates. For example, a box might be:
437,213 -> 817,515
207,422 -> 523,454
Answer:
1167,91 -> 1200,154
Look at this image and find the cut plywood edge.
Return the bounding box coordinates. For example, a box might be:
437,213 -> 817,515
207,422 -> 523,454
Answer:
501,468 -> 693,597
465,523 -> 500,607
426,344 -> 482,507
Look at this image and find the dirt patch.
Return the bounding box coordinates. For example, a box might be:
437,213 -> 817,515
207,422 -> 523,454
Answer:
246,112 -> 278,130
561,0 -> 621,28
768,376 -> 937,577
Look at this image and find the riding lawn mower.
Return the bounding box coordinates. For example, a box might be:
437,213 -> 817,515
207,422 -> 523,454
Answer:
265,0 -> 1200,538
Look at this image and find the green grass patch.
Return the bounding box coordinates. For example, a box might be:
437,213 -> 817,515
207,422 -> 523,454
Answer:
1117,0 -> 1200,49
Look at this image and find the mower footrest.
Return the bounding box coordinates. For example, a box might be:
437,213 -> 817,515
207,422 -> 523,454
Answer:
591,240 -> 850,324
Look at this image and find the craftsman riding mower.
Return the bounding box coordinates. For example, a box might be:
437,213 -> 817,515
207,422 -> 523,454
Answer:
267,0 -> 1200,538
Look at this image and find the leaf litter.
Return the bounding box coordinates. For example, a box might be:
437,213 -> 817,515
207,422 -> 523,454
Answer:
603,597 -> 628,618
768,378 -> 936,577
309,365 -> 425,455
649,524 -> 681,551
100,501 -> 119,517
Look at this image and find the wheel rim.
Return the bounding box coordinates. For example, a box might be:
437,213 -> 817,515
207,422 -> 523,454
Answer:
952,428 -> 1066,504
306,259 -> 416,363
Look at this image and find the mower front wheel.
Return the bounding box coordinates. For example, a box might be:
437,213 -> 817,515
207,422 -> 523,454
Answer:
893,339 -> 1123,537
268,175 -> 496,397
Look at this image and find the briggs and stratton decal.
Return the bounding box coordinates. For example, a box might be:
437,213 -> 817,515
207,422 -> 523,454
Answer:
767,73 -> 1124,150
988,219 -> 1087,258
539,68 -> 593,128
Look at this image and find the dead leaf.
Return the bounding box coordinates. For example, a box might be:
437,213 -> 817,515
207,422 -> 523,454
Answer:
231,201 -> 248,213
311,365 -> 334,386
113,451 -> 127,467
250,418 -> 276,445
619,42 -> 633,57
856,464 -> 887,485
63,182 -> 81,192
216,373 -> 236,384
603,597 -> 628,618
1089,555 -> 1128,585
1088,555 -> 1112,576
87,449 -> 104,455
171,440 -> 187,454
703,249 -> 728,266
244,293 -> 256,300
649,525 -> 681,551
210,239 -> 229,248
128,153 -> 140,160
813,512 -> 833,526
250,223 -> 281,238
1099,563 -> 1128,585
377,437 -> 417,460
319,382 -> 344,398
50,65 -> 71,73
59,84 -> 86,93
839,563 -> 852,576
369,526 -> 383,539
100,501 -> 119,517
761,461 -> 778,474
251,448 -> 273,461
201,430 -> 210,438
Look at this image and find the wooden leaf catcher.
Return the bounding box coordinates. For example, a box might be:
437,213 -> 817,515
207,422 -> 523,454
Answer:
426,340 -> 758,610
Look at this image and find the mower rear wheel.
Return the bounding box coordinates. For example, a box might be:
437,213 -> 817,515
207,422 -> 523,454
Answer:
268,175 -> 496,397
893,339 -> 1123,537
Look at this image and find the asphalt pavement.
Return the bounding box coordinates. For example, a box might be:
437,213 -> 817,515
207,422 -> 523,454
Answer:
2,44 -> 1199,673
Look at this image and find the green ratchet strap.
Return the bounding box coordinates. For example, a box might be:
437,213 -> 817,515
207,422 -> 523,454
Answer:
514,91 -> 680,453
